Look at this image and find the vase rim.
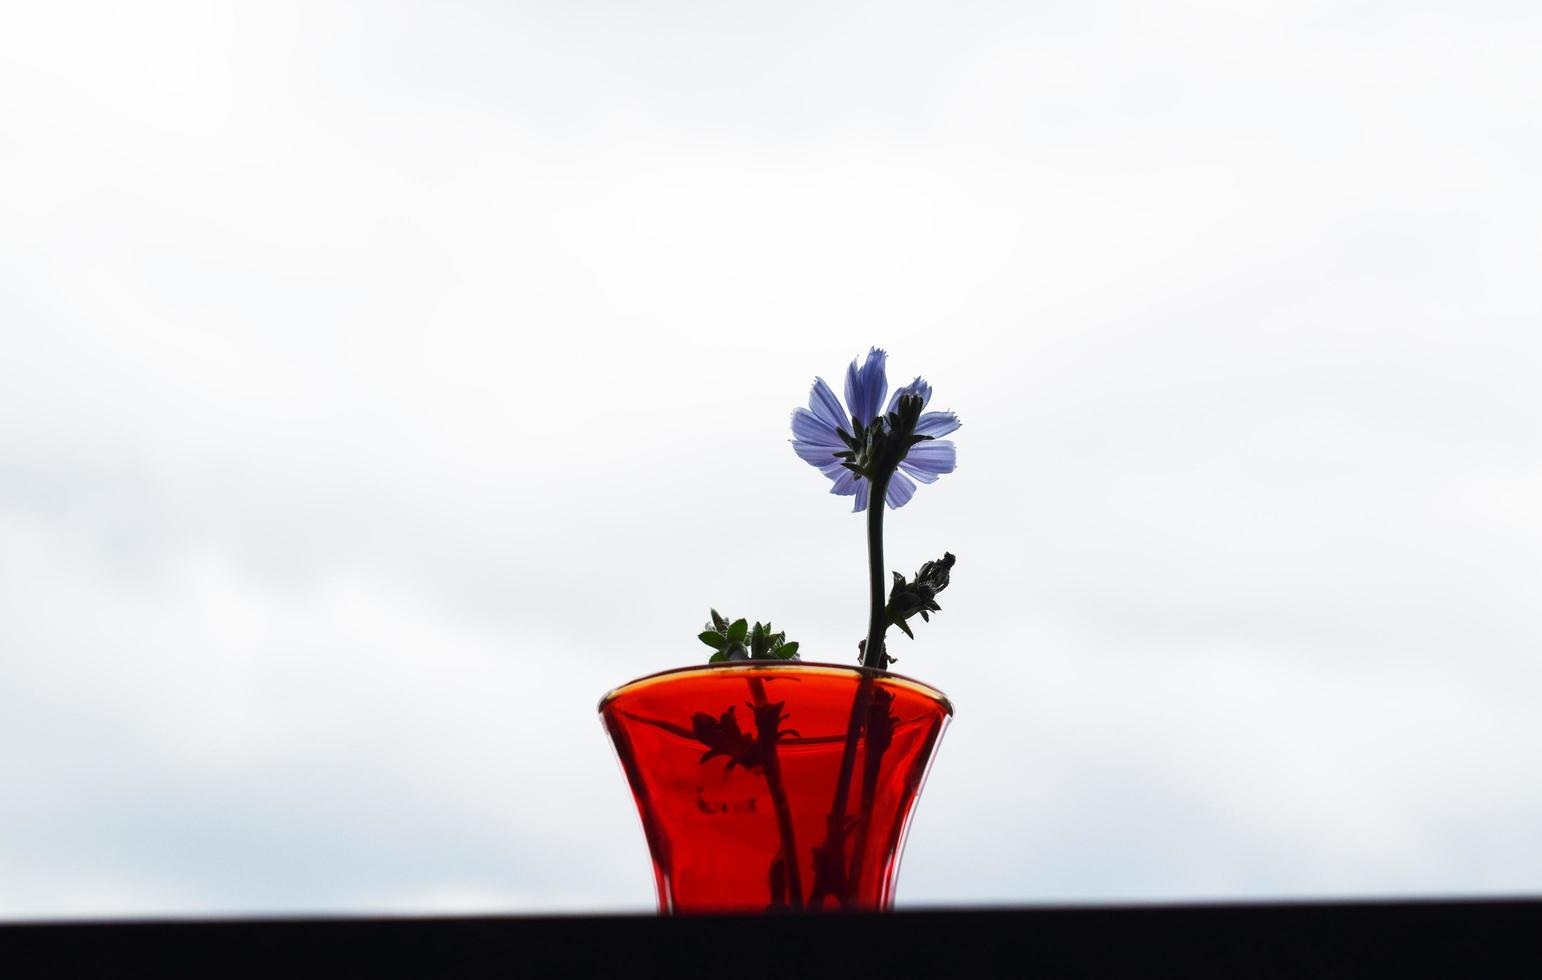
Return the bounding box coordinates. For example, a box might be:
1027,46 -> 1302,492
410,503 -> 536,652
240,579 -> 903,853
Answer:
597,660 -> 953,716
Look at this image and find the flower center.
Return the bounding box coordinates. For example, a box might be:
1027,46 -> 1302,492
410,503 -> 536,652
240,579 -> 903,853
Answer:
833,393 -> 929,484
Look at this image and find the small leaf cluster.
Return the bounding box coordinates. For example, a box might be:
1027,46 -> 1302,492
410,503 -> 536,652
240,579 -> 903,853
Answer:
885,551 -> 956,643
691,700 -> 800,772
698,609 -> 801,663
691,706 -> 761,770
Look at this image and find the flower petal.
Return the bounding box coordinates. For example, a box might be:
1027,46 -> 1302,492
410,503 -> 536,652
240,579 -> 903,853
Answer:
844,347 -> 888,426
885,376 -> 932,416
828,467 -> 860,496
898,458 -> 940,484
915,411 -> 960,438
808,377 -> 851,437
884,470 -> 918,509
791,408 -> 844,448
852,478 -> 871,513
791,436 -> 847,468
901,440 -> 956,477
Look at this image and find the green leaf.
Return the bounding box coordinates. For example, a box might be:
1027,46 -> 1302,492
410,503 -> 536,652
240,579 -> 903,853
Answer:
777,642 -> 799,660
710,609 -> 727,630
709,650 -> 727,663
699,631 -> 727,650
727,618 -> 748,643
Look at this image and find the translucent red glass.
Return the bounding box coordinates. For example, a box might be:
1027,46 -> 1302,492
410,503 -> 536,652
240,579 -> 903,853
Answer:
600,662 -> 952,913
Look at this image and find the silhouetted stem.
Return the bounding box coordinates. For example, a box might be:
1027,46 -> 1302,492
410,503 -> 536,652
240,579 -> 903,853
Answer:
748,675 -> 803,909
846,687 -> 894,891
808,672 -> 868,907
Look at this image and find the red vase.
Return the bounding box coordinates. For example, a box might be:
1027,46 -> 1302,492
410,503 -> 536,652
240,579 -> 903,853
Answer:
599,662 -> 952,913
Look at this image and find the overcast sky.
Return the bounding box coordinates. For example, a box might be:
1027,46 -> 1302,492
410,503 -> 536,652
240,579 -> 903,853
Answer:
2,1 -> 1540,919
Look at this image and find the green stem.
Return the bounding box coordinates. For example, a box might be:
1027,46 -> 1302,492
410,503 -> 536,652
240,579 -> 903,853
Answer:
861,472 -> 891,670
810,471 -> 894,907
838,470 -> 894,825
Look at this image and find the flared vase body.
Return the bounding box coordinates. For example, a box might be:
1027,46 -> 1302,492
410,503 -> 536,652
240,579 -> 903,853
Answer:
600,662 -> 951,913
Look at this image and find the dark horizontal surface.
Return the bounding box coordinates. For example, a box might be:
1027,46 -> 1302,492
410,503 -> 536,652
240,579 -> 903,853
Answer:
4,899 -> 1539,978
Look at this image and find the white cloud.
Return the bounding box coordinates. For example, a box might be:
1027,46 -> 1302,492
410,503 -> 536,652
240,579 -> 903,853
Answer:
1,0 -> 1539,916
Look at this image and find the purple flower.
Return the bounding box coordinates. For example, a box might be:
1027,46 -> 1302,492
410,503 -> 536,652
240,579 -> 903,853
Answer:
789,347 -> 959,512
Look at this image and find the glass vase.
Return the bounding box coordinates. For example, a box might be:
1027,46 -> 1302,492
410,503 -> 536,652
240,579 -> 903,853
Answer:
599,662 -> 952,913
